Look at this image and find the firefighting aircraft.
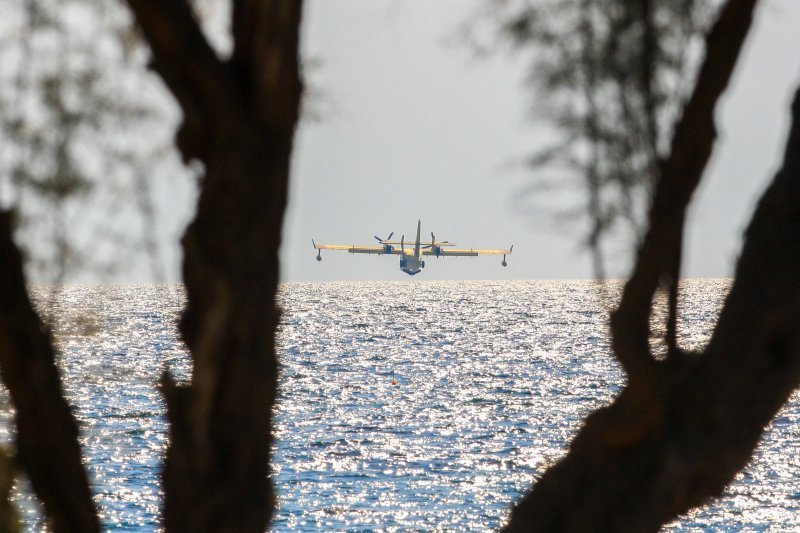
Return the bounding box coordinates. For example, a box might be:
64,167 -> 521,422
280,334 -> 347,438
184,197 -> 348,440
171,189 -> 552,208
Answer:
312,220 -> 513,276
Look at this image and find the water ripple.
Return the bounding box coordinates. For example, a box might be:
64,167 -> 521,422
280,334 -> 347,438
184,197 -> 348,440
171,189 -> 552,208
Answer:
1,279 -> 798,530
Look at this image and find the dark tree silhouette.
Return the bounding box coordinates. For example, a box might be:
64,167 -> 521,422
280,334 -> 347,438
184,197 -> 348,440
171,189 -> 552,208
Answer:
0,1 -> 303,530
0,212 -> 99,531
469,0 -> 716,276
505,0 -> 800,529
124,1 -> 303,529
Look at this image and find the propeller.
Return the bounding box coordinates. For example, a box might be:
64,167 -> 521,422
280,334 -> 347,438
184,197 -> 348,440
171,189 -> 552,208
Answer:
422,231 -> 451,249
427,232 -> 451,256
374,232 -> 394,243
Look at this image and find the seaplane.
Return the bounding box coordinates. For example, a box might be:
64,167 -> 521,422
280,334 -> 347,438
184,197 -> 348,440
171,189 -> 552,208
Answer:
312,220 -> 513,276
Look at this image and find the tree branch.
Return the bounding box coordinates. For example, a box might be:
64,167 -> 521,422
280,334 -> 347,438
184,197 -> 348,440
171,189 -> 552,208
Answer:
0,212 -> 98,532
506,80 -> 800,532
611,0 -> 759,381
232,0 -> 304,135
710,87 -> 800,360
128,1 -> 305,529
125,0 -> 242,161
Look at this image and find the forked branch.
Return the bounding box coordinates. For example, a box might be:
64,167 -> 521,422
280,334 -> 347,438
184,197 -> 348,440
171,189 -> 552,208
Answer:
611,0 -> 759,382
125,1 -> 304,530
125,0 -> 242,161
505,79 -> 800,533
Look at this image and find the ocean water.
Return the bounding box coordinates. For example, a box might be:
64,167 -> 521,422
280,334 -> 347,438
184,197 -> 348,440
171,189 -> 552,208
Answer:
2,279 -> 800,530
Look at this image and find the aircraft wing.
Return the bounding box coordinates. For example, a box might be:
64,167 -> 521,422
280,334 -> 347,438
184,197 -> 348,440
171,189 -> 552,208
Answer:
423,247 -> 512,257
373,242 -> 456,247
313,241 -> 407,255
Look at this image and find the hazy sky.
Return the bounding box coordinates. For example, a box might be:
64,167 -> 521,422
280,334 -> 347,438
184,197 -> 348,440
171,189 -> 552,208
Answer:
8,1 -> 798,283
77,0 -> 798,283
276,0 -> 800,282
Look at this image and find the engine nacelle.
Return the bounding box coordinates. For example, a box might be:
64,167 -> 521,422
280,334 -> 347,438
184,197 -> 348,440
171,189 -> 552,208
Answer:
502,260 -> 507,267
316,253 -> 322,262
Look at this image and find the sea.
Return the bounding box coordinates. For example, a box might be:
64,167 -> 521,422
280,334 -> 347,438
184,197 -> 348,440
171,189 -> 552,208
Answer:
2,279 -> 800,531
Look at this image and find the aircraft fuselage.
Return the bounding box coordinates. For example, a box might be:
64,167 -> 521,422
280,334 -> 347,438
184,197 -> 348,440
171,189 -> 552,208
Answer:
399,220 -> 425,276
400,257 -> 422,276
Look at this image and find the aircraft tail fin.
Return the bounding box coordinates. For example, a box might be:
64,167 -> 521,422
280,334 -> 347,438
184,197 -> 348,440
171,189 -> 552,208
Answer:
414,220 -> 422,257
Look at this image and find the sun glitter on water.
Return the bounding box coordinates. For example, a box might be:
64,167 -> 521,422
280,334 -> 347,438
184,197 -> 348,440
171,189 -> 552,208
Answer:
4,279 -> 799,531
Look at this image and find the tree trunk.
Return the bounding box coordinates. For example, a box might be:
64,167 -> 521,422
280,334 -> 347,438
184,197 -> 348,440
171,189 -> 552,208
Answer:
505,88 -> 800,530
504,1 -> 800,530
0,212 -> 99,532
124,1 -> 303,529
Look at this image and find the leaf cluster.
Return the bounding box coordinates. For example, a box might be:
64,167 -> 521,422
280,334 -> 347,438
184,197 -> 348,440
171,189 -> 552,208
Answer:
0,0 -> 180,282
470,0 -> 717,273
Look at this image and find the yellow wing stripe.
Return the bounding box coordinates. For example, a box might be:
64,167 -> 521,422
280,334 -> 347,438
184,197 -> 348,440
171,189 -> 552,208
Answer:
313,243 -> 408,255
314,244 -> 354,251
422,248 -> 512,256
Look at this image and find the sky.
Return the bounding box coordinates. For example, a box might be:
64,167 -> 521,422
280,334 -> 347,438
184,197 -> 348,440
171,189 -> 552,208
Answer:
26,0 -> 796,283
277,0 -> 800,282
